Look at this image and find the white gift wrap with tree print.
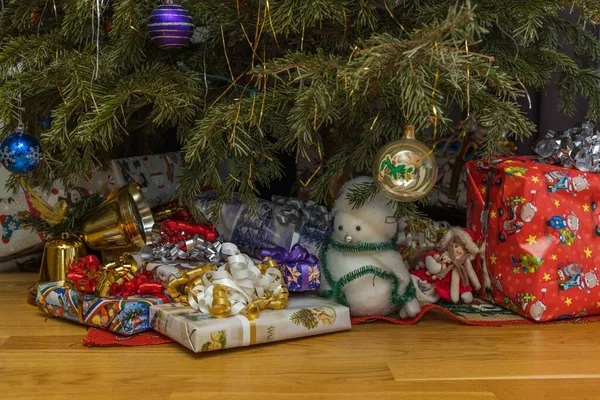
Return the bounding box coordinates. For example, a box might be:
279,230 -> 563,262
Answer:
0,151 -> 182,260
0,167 -> 116,260
149,294 -> 351,353
110,152 -> 181,207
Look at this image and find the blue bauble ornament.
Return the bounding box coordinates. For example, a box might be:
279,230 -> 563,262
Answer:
147,1 -> 194,50
0,130 -> 43,174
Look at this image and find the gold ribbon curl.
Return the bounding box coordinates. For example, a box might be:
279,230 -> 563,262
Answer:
167,258 -> 289,321
95,253 -> 139,297
20,177 -> 69,225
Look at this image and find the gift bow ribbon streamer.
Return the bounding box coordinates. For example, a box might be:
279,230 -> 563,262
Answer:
534,121 -> 600,172
259,244 -> 318,291
173,243 -> 288,320
141,222 -> 222,263
66,254 -> 164,300
272,195 -> 332,227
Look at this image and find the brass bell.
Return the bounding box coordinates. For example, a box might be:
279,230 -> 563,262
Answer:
81,182 -> 154,252
26,232 -> 87,306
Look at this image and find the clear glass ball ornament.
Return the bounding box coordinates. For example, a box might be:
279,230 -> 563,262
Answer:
373,125 -> 438,202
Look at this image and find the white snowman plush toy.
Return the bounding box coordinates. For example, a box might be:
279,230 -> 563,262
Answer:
319,176 -> 421,318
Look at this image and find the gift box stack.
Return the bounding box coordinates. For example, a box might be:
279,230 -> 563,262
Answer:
33,184 -> 350,353
467,122 -> 600,321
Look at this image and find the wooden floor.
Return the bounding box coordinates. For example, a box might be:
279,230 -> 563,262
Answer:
2,273 -> 600,400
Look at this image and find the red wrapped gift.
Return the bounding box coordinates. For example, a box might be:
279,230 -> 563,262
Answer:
467,157 -> 599,322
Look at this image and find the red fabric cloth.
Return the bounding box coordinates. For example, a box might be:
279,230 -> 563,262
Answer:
350,302 -> 600,326
83,327 -> 174,347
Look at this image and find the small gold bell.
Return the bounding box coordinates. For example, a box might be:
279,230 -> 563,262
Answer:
26,232 -> 87,305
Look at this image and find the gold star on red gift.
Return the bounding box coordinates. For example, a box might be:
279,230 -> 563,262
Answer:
543,273 -> 551,282
526,235 -> 538,246
585,247 -> 593,258
551,254 -> 558,261
565,297 -> 573,306
490,254 -> 497,265
490,210 -> 497,219
583,204 -> 590,212
554,199 -> 560,208
531,176 -> 539,183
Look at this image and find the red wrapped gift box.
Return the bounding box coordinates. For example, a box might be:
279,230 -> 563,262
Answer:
466,158 -> 600,322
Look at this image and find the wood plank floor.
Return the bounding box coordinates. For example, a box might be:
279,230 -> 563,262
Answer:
1,272 -> 600,400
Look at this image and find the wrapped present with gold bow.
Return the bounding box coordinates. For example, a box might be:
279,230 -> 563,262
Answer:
36,254 -> 167,335
149,294 -> 351,353
165,243 -> 289,319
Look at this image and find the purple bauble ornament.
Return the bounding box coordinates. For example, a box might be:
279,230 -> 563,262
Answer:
147,1 -> 194,50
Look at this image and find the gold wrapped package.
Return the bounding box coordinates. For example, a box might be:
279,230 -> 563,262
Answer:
149,294 -> 351,353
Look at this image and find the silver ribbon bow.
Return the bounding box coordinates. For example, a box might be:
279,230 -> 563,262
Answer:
534,121 -> 600,172
141,224 -> 222,263
272,195 -> 332,228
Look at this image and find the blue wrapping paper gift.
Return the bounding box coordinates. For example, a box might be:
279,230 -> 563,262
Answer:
36,281 -> 165,335
194,192 -> 331,259
260,244 -> 321,292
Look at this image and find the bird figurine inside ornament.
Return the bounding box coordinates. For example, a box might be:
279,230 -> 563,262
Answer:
0,126 -> 43,175
374,124 -> 437,202
147,0 -> 194,50
319,176 -> 421,319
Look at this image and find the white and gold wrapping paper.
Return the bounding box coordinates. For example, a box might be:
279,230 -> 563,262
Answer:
149,294 -> 351,353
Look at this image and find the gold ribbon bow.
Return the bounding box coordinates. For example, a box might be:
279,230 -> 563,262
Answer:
243,257 -> 289,320
94,253 -> 140,297
167,264 -> 217,303
167,250 -> 289,321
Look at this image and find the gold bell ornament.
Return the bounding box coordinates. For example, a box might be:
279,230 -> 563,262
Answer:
81,181 -> 154,252
26,233 -> 87,305
26,182 -> 153,305
373,125 -> 438,202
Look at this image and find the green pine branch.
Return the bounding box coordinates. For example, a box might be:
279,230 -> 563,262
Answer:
0,0 -> 598,216
19,192 -> 104,239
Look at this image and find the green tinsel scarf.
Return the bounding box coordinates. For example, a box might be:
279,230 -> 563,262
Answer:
319,235 -> 417,309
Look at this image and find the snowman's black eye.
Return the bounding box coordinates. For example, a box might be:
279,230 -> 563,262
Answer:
338,225 -> 343,231
356,226 -> 361,231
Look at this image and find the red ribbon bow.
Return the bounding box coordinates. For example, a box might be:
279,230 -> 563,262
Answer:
109,275 -> 164,299
66,255 -> 167,302
66,255 -> 103,294
161,220 -> 219,244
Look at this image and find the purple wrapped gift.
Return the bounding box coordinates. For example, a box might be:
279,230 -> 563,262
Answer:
260,244 -> 320,292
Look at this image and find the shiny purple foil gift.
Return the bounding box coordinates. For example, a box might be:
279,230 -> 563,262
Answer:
259,244 -> 321,292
